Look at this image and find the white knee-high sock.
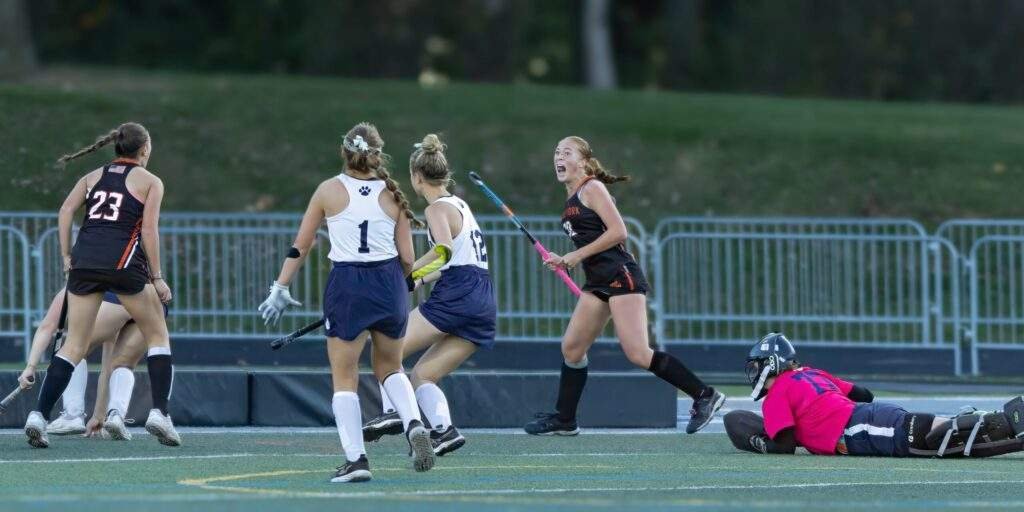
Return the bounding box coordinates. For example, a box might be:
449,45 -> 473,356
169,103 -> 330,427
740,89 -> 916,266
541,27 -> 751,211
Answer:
108,367 -> 136,417
332,391 -> 365,462
382,373 -> 421,430
415,382 -> 452,431
61,360 -> 88,417
379,382 -> 395,413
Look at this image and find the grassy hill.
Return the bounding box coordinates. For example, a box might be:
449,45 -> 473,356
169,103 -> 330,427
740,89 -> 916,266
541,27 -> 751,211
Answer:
2,66 -> 1024,227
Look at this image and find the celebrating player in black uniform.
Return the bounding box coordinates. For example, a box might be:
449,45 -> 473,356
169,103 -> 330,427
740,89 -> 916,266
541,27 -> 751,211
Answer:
24,122 -> 179,449
525,136 -> 724,435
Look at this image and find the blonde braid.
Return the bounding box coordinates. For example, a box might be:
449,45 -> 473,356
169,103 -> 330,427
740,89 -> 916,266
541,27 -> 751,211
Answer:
56,129 -> 118,168
586,157 -> 631,184
375,167 -> 423,228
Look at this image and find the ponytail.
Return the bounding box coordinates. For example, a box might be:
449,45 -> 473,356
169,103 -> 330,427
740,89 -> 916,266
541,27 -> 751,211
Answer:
566,135 -> 630,186
584,157 -> 630,185
375,167 -> 423,228
56,122 -> 150,168
341,122 -> 422,228
56,129 -> 118,168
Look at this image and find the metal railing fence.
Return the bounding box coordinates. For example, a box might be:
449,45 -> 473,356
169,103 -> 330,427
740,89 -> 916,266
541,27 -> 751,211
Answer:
8,212 -> 1024,374
967,236 -> 1024,374
652,232 -> 960,373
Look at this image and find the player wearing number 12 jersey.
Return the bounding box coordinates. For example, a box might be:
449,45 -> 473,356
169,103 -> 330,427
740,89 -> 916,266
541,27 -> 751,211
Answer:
362,134 -> 496,457
259,122 -> 435,483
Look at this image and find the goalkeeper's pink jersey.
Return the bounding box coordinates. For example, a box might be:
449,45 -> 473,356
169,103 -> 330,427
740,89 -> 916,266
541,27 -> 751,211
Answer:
761,367 -> 855,455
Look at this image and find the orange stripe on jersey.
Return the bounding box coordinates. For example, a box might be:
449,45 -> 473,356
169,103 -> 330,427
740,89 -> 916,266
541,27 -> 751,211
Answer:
117,221 -> 143,269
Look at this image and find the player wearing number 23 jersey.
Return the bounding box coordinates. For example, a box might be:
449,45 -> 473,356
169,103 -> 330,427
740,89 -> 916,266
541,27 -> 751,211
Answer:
68,161 -> 151,295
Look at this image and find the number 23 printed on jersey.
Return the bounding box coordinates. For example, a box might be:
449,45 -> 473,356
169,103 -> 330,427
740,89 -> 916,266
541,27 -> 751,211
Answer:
88,190 -> 124,221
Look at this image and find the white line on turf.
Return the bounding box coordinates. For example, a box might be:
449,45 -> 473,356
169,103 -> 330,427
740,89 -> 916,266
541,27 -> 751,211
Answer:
177,478 -> 1024,500
0,453 -> 264,464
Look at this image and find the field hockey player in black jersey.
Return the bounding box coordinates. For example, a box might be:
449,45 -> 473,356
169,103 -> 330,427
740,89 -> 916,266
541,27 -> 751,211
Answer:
24,122 -> 178,449
524,136 -> 725,436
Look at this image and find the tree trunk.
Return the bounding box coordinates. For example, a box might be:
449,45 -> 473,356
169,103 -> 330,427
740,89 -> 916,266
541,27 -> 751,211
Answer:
582,0 -> 616,90
0,0 -> 37,80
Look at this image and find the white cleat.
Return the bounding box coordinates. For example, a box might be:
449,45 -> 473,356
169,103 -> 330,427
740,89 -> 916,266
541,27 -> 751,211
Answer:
25,411 -> 50,448
103,410 -> 133,441
47,411 -> 86,436
144,409 -> 181,447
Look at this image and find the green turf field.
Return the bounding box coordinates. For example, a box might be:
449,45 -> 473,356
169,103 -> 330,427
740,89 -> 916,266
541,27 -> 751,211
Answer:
2,66 -> 1024,225
1,430 -> 1021,511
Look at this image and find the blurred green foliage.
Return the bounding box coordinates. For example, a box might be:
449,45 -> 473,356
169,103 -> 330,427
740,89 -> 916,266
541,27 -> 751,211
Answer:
2,67 -> 1023,226
25,0 -> 1024,102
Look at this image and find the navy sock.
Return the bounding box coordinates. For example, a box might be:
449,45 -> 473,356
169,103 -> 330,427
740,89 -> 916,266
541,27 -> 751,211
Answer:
555,362 -> 588,422
648,351 -> 706,400
36,356 -> 75,421
147,354 -> 173,415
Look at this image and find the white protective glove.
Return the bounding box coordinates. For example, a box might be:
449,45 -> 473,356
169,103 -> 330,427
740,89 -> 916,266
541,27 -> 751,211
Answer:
258,282 -> 302,326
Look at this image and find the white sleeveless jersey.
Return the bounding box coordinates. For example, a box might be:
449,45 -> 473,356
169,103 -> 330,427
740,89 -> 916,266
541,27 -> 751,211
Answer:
326,173 -> 398,262
427,196 -> 488,271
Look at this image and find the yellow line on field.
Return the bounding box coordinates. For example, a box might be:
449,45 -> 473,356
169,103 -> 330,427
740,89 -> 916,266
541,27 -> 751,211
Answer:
179,464 -> 615,487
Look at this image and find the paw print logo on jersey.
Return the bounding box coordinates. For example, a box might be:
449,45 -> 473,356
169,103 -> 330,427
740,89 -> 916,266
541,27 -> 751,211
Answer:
358,186 -> 371,196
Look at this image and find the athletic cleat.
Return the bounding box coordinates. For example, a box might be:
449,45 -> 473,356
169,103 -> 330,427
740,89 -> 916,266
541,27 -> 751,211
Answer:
524,412 -> 580,436
25,411 -> 50,448
103,410 -> 133,441
686,387 -> 726,434
362,410 -> 403,442
330,455 -> 372,483
431,426 -> 466,456
47,411 -> 86,436
144,409 -> 181,447
406,419 -> 435,472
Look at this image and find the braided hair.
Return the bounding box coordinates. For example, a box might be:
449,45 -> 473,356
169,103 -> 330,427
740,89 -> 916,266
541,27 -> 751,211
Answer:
565,136 -> 630,185
56,123 -> 150,167
341,122 -> 422,228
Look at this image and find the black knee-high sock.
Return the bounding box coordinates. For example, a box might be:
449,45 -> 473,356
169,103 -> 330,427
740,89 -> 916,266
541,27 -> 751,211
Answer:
555,362 -> 588,422
36,356 -> 75,421
147,354 -> 173,415
648,351 -> 707,400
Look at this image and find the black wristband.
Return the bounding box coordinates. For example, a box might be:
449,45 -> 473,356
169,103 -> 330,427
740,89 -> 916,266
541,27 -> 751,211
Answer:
405,275 -> 416,292
286,246 -> 301,258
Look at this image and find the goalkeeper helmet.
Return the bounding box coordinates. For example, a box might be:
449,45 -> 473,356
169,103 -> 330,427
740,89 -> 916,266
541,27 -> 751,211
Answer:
746,332 -> 798,401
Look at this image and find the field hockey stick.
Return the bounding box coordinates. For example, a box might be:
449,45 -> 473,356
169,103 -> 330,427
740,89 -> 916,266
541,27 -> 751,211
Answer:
0,386 -> 23,416
269,318 -> 325,350
50,288 -> 69,358
467,171 -> 581,297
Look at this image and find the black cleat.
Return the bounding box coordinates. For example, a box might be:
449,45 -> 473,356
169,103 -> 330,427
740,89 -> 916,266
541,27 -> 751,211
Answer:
686,387 -> 726,434
331,454 -> 372,483
431,426 -> 466,456
363,411 -> 403,442
524,412 -> 580,436
406,419 -> 436,472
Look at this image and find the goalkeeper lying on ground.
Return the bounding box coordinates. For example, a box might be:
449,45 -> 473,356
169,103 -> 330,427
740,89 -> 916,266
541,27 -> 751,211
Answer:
725,333 -> 1024,458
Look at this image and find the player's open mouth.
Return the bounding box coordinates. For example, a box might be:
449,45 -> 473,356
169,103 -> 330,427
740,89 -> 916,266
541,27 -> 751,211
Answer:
555,165 -> 566,174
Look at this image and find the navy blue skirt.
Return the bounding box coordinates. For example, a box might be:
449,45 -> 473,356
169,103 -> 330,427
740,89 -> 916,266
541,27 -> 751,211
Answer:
419,265 -> 497,349
101,291 -> 168,320
323,258 -> 409,341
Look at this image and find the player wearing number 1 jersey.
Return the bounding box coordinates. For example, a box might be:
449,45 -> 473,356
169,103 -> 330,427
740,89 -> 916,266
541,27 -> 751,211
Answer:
259,122 -> 435,483
362,134 -> 496,457
25,122 -> 178,449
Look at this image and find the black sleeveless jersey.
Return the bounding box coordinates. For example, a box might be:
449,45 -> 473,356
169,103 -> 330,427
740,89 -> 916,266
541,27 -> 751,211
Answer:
71,162 -> 149,272
561,178 -> 638,285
